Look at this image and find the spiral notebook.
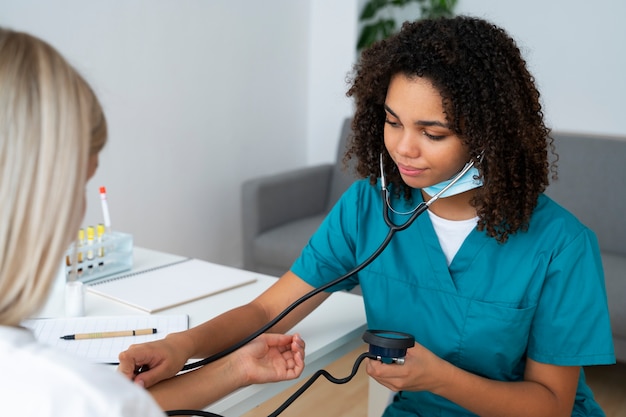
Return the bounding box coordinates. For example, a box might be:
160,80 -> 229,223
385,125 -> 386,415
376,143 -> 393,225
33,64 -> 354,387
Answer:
86,258 -> 256,313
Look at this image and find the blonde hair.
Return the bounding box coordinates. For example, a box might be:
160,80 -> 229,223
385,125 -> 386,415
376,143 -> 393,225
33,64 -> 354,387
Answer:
0,28 -> 107,325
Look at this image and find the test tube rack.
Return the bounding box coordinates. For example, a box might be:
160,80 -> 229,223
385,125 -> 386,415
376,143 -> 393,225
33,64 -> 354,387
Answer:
64,227 -> 133,283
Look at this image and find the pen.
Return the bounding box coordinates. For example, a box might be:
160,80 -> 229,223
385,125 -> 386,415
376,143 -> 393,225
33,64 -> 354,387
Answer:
60,328 -> 157,340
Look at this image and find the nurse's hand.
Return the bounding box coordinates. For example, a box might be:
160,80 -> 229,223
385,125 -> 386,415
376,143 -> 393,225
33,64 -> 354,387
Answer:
118,332 -> 193,388
365,342 -> 445,393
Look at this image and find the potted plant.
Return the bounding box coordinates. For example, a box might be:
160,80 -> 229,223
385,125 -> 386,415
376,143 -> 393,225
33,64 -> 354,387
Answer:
357,0 -> 458,52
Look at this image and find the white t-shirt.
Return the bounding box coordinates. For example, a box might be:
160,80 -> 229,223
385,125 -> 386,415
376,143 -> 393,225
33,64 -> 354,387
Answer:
427,210 -> 479,265
0,325 -> 165,417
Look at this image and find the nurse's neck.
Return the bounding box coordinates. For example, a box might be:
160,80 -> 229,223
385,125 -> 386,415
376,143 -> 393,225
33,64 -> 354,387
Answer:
423,188 -> 479,221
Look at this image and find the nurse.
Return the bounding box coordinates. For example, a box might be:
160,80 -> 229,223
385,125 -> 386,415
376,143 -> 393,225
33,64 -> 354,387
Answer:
120,16 -> 615,416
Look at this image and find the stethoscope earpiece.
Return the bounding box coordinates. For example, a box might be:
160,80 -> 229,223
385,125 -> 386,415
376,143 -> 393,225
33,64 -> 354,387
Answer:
363,329 -> 415,365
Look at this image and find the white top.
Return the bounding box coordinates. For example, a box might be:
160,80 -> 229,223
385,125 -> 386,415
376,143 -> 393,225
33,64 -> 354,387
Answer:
0,325 -> 165,417
427,210 -> 479,265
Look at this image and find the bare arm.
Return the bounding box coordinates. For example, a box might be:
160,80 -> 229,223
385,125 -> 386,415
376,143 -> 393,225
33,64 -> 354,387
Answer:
118,271 -> 329,388
367,343 -> 580,417
179,271 -> 328,358
438,359 -> 578,417
148,333 -> 306,411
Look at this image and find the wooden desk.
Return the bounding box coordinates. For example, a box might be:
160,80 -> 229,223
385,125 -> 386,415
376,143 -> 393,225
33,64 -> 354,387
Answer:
38,247 -> 368,416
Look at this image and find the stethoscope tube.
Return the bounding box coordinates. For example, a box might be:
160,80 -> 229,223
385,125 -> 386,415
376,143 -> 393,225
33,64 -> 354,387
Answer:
166,352 -> 377,417
181,155 -> 476,372
181,190 -> 401,371
266,351 -> 376,417
166,155 -> 478,417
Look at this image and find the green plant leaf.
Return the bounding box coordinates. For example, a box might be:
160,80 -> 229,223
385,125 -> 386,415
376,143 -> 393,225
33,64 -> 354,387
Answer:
356,0 -> 457,51
390,0 -> 426,7
421,0 -> 457,18
357,19 -> 396,51
359,0 -> 391,20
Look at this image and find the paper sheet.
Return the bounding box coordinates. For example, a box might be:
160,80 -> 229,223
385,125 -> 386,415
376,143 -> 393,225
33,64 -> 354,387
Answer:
22,315 -> 188,363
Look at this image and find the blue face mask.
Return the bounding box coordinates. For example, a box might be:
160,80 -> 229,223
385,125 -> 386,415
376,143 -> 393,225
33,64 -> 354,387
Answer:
423,165 -> 482,198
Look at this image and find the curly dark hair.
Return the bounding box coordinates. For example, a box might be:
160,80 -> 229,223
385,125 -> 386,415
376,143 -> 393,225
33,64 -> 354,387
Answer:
345,15 -> 555,243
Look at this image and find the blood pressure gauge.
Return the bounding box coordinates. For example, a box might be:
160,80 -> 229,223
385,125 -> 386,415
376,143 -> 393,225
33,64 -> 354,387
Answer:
363,330 -> 415,365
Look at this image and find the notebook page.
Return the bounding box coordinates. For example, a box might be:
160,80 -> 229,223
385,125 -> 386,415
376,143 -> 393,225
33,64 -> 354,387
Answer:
22,314 -> 188,363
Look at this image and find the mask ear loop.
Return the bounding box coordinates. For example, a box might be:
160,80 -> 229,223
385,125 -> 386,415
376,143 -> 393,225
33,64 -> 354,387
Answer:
476,150 -> 485,165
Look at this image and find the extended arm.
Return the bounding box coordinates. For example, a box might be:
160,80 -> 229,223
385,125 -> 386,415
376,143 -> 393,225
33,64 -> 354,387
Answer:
148,333 -> 305,411
367,343 -> 579,417
118,271 -> 328,388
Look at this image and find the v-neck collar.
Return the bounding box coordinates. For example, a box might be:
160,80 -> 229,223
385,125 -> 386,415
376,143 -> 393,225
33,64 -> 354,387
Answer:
411,190 -> 490,291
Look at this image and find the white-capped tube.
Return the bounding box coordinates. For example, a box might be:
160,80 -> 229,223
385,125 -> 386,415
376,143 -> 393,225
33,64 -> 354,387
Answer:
65,281 -> 85,317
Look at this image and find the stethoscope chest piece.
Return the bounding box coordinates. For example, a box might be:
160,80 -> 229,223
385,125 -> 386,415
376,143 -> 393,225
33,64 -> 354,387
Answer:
363,329 -> 415,365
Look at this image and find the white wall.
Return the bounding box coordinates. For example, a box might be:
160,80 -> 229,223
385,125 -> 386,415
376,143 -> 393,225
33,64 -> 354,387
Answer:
1,0 -> 624,268
455,0 -> 626,137
1,0 -> 313,266
306,0 -> 359,165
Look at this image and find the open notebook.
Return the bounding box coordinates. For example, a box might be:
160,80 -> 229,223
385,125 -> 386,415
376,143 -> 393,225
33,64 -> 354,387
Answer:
22,314 -> 189,363
86,258 -> 257,313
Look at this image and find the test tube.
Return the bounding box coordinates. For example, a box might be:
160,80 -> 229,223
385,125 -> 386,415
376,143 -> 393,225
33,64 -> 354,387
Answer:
97,223 -> 105,266
86,226 -> 95,263
77,228 -> 84,275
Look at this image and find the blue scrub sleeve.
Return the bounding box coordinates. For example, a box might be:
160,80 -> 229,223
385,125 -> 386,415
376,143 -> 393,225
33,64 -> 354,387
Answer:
528,228 -> 615,366
291,182 -> 364,292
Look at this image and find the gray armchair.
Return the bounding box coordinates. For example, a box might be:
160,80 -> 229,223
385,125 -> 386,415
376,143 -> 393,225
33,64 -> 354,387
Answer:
241,118 -> 356,277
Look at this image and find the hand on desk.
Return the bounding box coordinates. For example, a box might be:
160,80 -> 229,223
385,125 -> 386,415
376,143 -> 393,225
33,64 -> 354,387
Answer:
118,333 -> 305,410
118,330 -> 196,388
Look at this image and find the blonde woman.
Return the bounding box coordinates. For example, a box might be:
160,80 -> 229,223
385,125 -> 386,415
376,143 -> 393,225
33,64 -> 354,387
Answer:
0,27 -> 304,416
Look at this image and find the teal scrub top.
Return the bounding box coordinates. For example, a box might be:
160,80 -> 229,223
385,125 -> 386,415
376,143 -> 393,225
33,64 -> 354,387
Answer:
292,180 -> 615,417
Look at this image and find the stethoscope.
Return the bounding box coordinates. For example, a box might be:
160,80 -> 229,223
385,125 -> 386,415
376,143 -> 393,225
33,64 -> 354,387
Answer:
165,154 -> 479,417
379,153 -> 478,231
